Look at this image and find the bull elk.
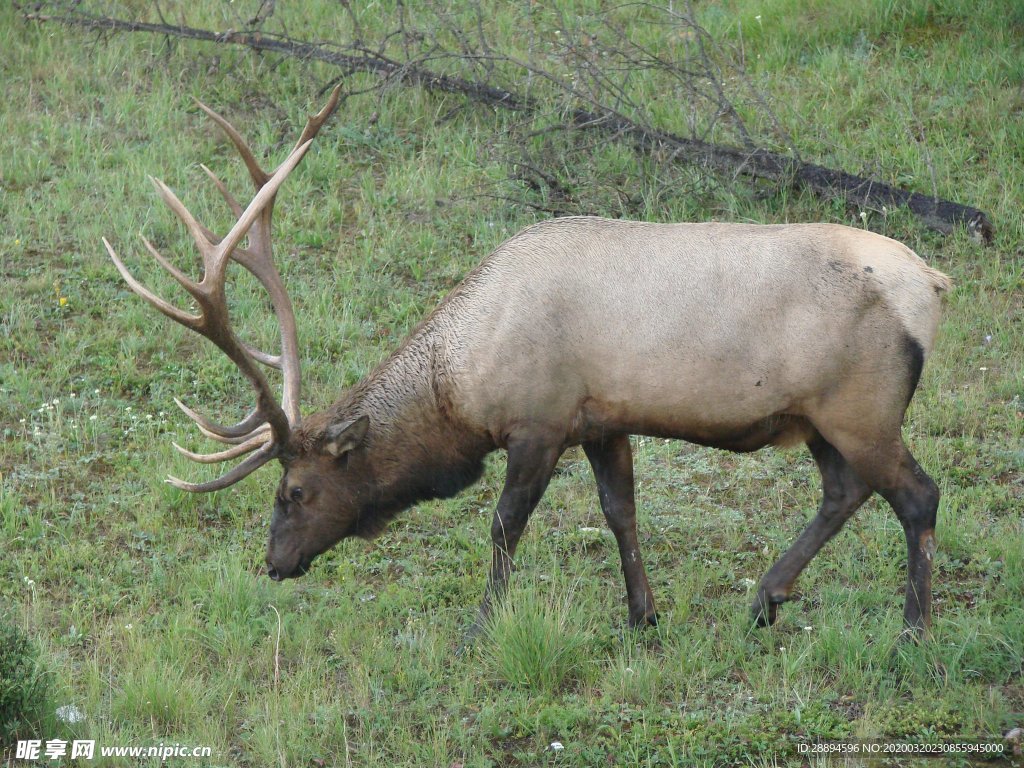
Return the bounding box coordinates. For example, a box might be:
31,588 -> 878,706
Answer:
107,90 -> 950,638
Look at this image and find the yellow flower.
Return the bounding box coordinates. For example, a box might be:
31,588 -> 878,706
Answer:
59,296 -> 68,306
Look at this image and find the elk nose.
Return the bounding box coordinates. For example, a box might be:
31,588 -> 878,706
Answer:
266,561 -> 282,581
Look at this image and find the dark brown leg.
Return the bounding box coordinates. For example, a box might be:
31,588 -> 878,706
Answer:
810,428 -> 940,638
471,434 -> 563,634
873,450 -> 940,635
752,436 -> 872,626
583,434 -> 658,628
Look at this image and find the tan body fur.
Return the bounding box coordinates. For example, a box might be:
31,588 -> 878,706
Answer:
440,218 -> 946,448
314,218 -> 947,452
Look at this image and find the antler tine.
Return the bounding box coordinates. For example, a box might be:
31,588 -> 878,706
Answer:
139,236 -> 204,302
292,85 -> 343,154
173,398 -> 269,443
194,99 -> 270,187
166,441 -> 278,493
172,431 -> 270,464
200,164 -> 244,219
104,238 -> 201,330
149,177 -> 214,261
242,342 -> 281,368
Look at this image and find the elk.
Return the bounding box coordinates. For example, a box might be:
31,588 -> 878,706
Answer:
107,90 -> 950,638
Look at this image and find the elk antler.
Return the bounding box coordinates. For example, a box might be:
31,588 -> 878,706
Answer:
105,87 -> 342,492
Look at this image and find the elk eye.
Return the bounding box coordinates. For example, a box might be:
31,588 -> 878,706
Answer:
290,487 -> 303,503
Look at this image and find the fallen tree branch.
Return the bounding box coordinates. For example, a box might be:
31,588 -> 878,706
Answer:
22,4 -> 993,243
565,107 -> 993,242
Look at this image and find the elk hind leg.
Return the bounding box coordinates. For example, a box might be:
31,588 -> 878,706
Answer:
830,436 -> 939,636
811,406 -> 940,636
752,434 -> 872,626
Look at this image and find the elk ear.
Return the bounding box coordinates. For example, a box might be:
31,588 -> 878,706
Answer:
323,415 -> 370,458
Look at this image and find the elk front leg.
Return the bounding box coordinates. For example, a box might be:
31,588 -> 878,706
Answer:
583,434 -> 657,628
470,434 -> 562,636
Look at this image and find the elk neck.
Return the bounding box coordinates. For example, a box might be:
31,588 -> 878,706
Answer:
319,329 -> 493,516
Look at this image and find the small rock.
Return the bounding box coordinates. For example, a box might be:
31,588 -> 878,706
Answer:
1005,727 -> 1022,756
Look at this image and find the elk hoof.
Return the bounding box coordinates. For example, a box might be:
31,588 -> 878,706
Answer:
750,590 -> 787,627
628,612 -> 659,629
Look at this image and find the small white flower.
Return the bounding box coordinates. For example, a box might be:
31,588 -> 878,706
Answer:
125,623 -> 133,630
90,414 -> 98,421
550,742 -> 564,751
803,625 -> 814,632
56,705 -> 85,724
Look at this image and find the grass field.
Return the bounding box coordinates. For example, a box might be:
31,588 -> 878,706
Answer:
2,1 -> 1022,766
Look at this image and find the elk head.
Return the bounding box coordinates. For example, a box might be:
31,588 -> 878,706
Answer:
106,89 -> 349,579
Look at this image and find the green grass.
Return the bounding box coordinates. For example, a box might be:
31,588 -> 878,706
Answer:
2,1 -> 1023,766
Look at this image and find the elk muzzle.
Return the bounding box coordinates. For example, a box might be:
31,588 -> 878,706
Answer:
265,545 -> 316,581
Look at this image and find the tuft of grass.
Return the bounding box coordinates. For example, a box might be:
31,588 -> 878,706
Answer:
483,581 -> 591,695
602,641 -> 663,706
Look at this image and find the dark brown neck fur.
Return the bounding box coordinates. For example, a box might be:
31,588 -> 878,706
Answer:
295,332 -> 493,537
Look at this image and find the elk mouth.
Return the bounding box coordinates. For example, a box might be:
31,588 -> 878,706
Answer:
266,554 -> 315,581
